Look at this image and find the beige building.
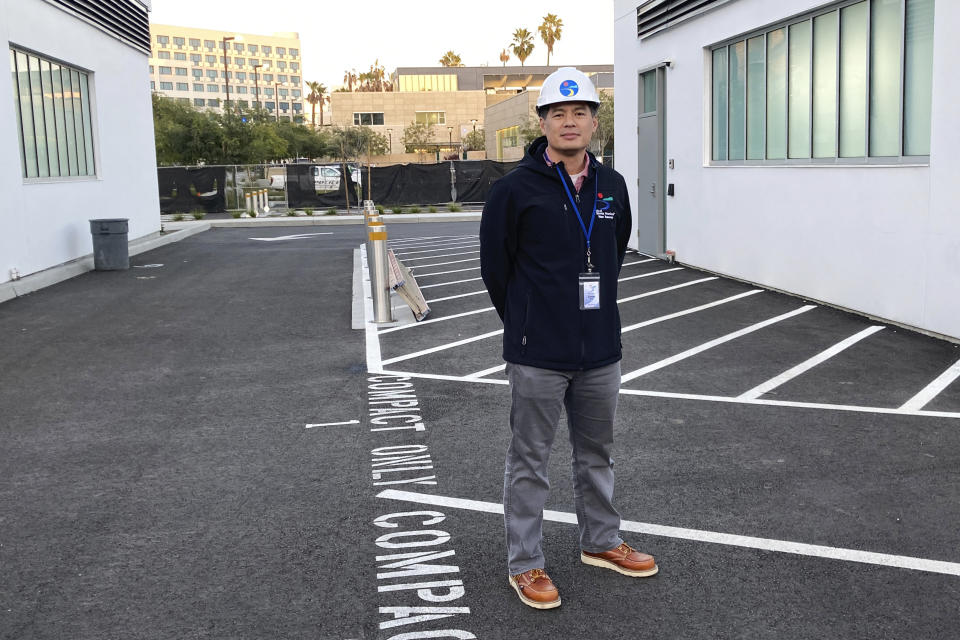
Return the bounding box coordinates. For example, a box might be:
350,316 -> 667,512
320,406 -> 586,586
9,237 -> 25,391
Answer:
148,24 -> 304,121
328,65 -> 613,162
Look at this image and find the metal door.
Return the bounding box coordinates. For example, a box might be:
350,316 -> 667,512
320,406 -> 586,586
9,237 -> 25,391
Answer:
635,67 -> 665,255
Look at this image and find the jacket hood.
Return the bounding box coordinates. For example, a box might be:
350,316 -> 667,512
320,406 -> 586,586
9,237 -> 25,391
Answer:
521,136 -> 599,177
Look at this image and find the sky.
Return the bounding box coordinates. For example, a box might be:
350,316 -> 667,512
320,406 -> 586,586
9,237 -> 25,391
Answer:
149,0 -> 615,92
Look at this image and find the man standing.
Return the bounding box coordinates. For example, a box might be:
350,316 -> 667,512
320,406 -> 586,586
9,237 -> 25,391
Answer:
480,68 -> 658,610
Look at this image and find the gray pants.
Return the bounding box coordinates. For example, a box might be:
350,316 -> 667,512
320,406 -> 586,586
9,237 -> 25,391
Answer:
504,361 -> 623,575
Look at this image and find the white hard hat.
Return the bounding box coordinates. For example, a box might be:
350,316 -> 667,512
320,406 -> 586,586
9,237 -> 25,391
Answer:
536,67 -> 600,109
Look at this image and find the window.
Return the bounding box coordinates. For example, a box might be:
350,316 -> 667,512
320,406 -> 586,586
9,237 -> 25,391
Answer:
265,87 -> 274,96
157,51 -> 171,60
263,73 -> 273,82
710,0 -> 934,163
292,89 -> 301,98
193,83 -> 204,92
279,88 -> 288,97
206,84 -> 219,92
237,100 -> 248,108
236,72 -> 246,81
176,82 -> 189,90
206,70 -> 217,79
177,98 -> 189,104
194,98 -> 205,106
237,86 -> 248,94
276,47 -> 286,56
156,35 -> 169,45
233,42 -> 244,53
280,102 -> 289,111
174,52 -> 186,61
204,40 -> 215,50
150,81 -> 155,90
205,55 -> 216,64
149,65 -> 154,73
189,38 -> 201,49
192,69 -> 202,78
293,102 -> 302,112
159,81 -> 173,90
174,37 -> 185,47
415,111 -> 445,125
277,61 -> 287,70
265,101 -> 275,110
291,75 -> 300,84
190,53 -> 201,63
207,98 -> 220,106
353,112 -> 385,125
289,48 -> 298,57
290,62 -> 299,72
219,56 -> 230,65
247,44 -> 258,54
276,74 -> 286,83
235,57 -> 245,67
398,74 -> 458,92
159,66 -> 172,75
262,46 -> 272,55
175,67 -> 187,76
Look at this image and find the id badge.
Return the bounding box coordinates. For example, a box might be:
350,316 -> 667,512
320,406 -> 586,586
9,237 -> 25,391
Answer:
579,272 -> 601,310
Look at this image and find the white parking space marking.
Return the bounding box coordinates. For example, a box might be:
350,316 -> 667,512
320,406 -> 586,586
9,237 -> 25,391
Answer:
362,245 -> 384,374
619,267 -> 685,283
249,232 -> 333,241
393,243 -> 480,257
413,266 -> 481,278
410,257 -> 480,270
425,290 -> 488,304
617,277 -> 718,304
465,363 -> 506,379
388,235 -> 475,245
378,307 -> 495,334
622,290 -> 764,334
900,357 -> 960,411
419,277 -> 484,290
377,489 -> 960,577
621,305 -> 817,383
306,420 -> 360,428
738,326 -> 887,400
400,251 -> 480,262
622,258 -> 658,267
380,329 -> 503,366
389,237 -> 478,249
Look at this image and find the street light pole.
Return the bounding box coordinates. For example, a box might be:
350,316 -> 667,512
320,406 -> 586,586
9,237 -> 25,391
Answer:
252,63 -> 262,112
222,36 -> 234,112
448,126 -> 453,155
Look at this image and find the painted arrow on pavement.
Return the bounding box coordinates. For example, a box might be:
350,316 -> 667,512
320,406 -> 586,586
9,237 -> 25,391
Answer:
249,232 -> 334,242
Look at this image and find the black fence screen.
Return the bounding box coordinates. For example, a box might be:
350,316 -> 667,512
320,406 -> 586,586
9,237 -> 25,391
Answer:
157,166 -> 226,213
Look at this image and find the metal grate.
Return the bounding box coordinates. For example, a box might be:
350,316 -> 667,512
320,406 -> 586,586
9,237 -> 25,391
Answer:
44,0 -> 150,55
637,0 -> 730,38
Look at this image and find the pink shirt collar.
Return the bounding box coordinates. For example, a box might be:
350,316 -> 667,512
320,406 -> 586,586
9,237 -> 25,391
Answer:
543,149 -> 591,193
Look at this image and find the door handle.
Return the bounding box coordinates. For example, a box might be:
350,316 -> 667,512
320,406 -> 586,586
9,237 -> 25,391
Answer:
649,183 -> 656,196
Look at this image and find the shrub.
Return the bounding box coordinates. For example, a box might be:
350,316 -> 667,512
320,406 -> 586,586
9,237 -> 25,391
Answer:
172,213 -> 184,221
287,209 -> 297,216
191,209 -> 206,220
248,210 -> 257,218
391,206 -> 404,214
409,206 -> 421,214
304,208 -> 314,216
325,207 -> 337,216
448,202 -> 463,212
230,211 -> 242,219
376,205 -> 385,214
428,205 -> 438,213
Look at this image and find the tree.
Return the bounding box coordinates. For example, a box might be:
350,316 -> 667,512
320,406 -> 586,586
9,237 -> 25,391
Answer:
519,116 -> 543,147
402,121 -> 434,163
511,28 -> 534,66
306,81 -> 327,128
463,129 -> 485,152
538,14 -> 563,66
499,48 -> 510,66
592,90 -> 615,162
439,50 -> 463,67
342,68 -> 357,92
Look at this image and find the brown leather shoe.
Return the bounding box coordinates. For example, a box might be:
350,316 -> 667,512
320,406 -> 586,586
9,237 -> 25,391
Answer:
509,568 -> 561,609
581,542 -> 658,577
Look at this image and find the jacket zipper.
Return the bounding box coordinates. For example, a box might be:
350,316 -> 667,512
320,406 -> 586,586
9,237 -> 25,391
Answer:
521,292 -> 530,350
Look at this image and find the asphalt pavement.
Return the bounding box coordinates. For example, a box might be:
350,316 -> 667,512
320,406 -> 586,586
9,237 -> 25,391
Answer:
2,222 -> 959,639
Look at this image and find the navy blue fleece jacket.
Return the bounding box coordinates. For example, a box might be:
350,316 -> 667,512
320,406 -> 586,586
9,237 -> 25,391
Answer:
480,136 -> 633,371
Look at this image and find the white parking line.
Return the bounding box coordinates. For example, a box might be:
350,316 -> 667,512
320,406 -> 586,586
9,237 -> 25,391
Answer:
377,489 -> 960,577
900,357 -> 960,411
617,277 -> 718,304
621,305 -> 817,383
393,243 -> 480,257
413,266 -> 481,278
389,236 -> 478,249
410,257 -> 480,270
622,290 -> 764,334
378,307 -> 495,334
419,277 -> 484,290
380,329 -> 503,366
425,290 -> 487,303
622,258 -> 658,267
400,250 -> 480,262
388,234 -> 476,245
465,363 -> 506,379
738,325 -> 886,400
619,267 -> 685,283
306,420 -> 360,428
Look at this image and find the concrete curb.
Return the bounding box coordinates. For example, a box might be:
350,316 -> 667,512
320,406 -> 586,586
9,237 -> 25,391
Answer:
162,211 -> 481,231
0,224 -> 211,305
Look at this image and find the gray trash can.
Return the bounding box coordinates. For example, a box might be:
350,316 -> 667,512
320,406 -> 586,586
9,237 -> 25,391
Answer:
89,218 -> 129,271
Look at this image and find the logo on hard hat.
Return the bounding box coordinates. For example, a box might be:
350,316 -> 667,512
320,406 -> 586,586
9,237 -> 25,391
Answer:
559,80 -> 579,97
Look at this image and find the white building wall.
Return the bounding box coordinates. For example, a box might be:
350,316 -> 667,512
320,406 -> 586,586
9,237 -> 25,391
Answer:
0,0 -> 159,285
614,0 -> 960,340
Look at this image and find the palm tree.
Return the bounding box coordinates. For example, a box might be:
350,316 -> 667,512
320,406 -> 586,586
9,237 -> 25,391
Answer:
342,69 -> 357,92
439,51 -> 463,67
538,14 -> 563,66
499,48 -> 510,66
511,28 -> 534,67
306,81 -> 327,128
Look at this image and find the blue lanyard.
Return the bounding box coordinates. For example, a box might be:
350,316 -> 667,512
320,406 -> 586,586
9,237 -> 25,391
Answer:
556,164 -> 598,270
